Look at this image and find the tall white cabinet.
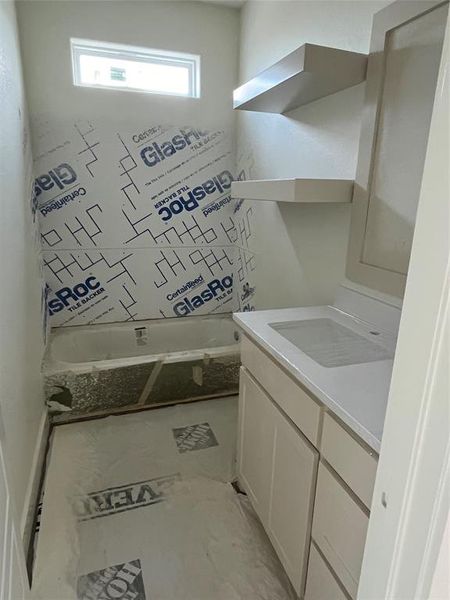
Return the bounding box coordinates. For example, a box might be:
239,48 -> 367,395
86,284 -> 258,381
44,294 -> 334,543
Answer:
346,0 -> 448,297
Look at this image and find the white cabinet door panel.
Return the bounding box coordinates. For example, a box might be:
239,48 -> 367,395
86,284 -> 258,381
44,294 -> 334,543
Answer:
346,0 -> 448,296
362,4 -> 448,275
267,413 -> 318,595
237,367 -> 275,525
305,544 -> 349,600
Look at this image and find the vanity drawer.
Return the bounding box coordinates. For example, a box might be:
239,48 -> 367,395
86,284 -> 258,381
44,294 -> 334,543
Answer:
321,413 -> 378,508
312,464 -> 369,599
241,335 -> 321,445
305,544 -> 349,600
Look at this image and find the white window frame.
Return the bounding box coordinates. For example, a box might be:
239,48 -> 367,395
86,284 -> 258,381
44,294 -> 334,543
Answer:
70,38 -> 200,98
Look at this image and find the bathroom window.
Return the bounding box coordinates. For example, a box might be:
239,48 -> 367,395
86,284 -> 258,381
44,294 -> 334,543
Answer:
71,38 -> 200,98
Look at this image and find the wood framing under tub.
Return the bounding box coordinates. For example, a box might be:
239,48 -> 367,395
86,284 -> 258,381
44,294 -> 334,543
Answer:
43,315 -> 240,422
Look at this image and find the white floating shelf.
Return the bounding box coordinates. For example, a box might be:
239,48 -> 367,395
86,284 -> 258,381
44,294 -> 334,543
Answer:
231,178 -> 354,204
233,43 -> 367,114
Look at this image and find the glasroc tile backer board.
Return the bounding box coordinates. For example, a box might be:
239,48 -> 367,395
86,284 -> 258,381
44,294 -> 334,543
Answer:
34,120 -> 238,326
33,397 -> 295,600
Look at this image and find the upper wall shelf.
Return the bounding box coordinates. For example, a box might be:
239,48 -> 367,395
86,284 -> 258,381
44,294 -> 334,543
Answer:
231,178 -> 354,204
233,43 -> 368,114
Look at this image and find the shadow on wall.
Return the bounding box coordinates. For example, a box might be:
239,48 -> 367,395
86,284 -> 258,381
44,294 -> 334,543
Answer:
277,202 -> 351,306
236,84 -> 366,309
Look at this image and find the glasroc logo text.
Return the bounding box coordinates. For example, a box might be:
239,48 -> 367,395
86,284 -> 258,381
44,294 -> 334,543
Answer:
139,128 -> 208,167
34,163 -> 85,216
173,275 -> 232,316
156,170 -> 232,222
35,163 -> 77,197
48,277 -> 105,315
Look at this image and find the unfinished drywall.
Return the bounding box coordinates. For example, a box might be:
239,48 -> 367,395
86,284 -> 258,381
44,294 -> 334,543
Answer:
236,0 -> 391,310
0,0 -> 46,536
16,0 -> 240,326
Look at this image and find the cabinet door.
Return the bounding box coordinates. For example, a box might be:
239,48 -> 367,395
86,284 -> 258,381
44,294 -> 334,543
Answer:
346,0 -> 448,297
267,408 -> 319,595
237,367 -> 275,525
305,544 -> 349,600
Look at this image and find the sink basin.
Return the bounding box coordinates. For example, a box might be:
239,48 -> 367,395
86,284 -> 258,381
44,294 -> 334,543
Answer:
269,318 -> 393,368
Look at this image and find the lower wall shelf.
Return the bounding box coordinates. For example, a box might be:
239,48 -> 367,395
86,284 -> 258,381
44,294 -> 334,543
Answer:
231,178 -> 354,204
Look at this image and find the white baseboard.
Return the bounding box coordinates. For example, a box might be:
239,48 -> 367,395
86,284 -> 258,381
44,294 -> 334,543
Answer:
20,409 -> 49,551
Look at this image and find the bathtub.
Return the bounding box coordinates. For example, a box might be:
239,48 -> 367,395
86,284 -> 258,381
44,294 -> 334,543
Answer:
44,315 -> 240,421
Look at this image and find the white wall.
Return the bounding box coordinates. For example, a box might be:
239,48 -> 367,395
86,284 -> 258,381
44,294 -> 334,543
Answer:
0,0 -> 46,532
17,0 -> 239,133
16,1 -> 240,325
236,0 -> 390,310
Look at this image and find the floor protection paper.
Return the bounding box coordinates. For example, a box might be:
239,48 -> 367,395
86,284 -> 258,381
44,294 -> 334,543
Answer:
33,397 -> 295,600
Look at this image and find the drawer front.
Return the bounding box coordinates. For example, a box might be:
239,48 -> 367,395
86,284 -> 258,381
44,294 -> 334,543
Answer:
241,335 -> 321,445
312,464 -> 369,599
321,413 -> 378,508
305,544 -> 349,600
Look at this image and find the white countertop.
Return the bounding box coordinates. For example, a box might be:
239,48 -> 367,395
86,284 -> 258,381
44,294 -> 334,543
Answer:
233,306 -> 397,452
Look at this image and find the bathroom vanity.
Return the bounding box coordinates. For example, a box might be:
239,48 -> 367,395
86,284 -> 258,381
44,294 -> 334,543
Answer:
233,292 -> 400,599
